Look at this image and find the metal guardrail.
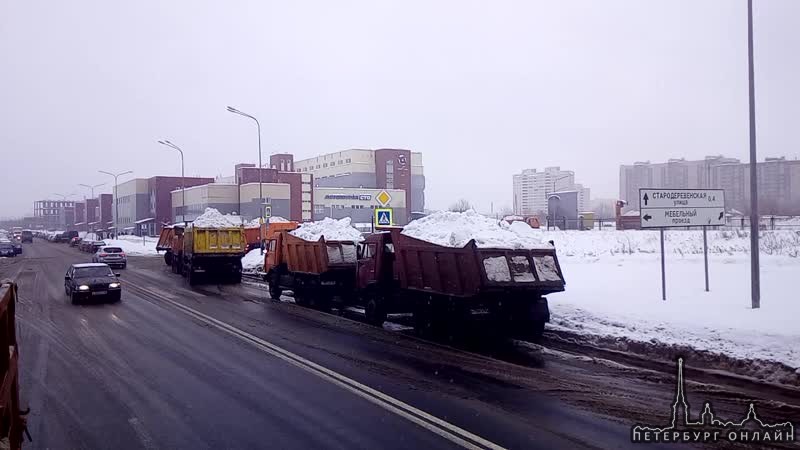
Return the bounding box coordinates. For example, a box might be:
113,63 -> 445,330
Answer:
0,282 -> 27,449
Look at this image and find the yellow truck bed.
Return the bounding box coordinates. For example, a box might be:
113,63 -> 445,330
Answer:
185,227 -> 245,255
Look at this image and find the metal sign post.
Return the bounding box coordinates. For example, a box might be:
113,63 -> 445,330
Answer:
703,226 -> 709,292
640,189 -> 726,300
660,228 -> 666,301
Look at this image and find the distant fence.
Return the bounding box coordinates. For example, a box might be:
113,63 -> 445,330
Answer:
544,215 -> 800,231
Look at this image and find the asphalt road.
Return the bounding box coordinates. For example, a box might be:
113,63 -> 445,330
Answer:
2,241 -> 796,449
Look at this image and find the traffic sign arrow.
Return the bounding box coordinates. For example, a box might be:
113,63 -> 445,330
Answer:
643,214 -> 652,221
643,193 -> 649,206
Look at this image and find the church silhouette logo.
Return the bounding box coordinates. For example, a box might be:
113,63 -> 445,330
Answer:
631,358 -> 794,444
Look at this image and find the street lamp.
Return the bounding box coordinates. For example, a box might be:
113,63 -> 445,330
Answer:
78,182 -> 106,199
99,170 -> 133,238
227,106 -> 264,253
158,140 -> 185,224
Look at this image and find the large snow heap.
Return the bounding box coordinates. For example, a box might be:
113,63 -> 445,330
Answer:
289,217 -> 363,242
401,210 -> 552,249
190,208 -> 246,228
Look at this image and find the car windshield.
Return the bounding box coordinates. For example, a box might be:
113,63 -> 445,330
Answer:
102,247 -> 123,253
74,267 -> 114,278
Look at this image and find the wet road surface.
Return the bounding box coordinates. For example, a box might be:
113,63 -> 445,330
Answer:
2,241 -> 797,449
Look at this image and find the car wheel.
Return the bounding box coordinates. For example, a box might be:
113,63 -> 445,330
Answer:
71,293 -> 80,305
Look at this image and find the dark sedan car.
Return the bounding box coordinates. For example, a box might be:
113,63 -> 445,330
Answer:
0,243 -> 15,257
64,263 -> 121,304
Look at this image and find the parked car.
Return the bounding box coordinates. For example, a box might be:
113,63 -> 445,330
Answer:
92,246 -> 127,269
64,263 -> 121,304
89,241 -> 107,254
69,237 -> 82,247
0,243 -> 15,257
55,231 -> 79,243
12,241 -> 22,255
79,240 -> 102,252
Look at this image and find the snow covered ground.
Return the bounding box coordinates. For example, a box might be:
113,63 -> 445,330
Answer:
542,229 -> 800,375
104,235 -> 159,256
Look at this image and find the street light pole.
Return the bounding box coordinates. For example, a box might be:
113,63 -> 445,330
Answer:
99,170 -> 133,238
78,183 -> 106,234
747,0 -> 760,308
158,140 -> 185,224
227,106 -> 264,253
78,182 -> 106,199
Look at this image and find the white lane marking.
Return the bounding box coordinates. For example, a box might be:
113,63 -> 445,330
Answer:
128,284 -> 504,450
128,417 -> 157,450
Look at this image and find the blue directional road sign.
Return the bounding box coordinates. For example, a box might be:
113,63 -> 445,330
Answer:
375,208 -> 393,226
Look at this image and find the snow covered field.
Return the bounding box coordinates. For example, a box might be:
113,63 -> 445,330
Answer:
541,229 -> 800,377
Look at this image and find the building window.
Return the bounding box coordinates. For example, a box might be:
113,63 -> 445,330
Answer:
346,158 -> 351,163
338,160 -> 343,165
323,163 -> 328,167
316,165 -> 320,169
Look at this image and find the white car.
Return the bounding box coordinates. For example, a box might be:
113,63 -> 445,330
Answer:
92,246 -> 127,269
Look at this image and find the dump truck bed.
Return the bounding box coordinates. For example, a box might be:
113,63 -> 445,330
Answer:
388,229 -> 565,297
156,226 -> 175,251
281,232 -> 358,274
185,227 -> 245,255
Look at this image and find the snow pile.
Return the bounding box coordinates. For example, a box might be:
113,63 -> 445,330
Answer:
102,235 -> 159,256
289,217 -> 363,242
242,216 -> 290,229
190,208 -> 245,228
241,248 -> 264,273
401,210 -> 552,249
531,229 -> 800,257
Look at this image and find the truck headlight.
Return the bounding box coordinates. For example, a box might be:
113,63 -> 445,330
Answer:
109,282 -> 121,289
78,285 -> 90,291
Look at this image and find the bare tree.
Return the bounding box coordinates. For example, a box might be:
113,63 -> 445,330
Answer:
449,198 -> 472,212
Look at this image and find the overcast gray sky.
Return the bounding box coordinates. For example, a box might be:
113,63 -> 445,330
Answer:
2,0 -> 799,217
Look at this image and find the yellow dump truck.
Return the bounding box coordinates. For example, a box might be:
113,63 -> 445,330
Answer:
177,226 -> 246,285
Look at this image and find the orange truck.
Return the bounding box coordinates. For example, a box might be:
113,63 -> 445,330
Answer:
263,222 -> 356,308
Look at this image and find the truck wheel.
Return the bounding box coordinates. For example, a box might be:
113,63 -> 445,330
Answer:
527,320 -> 546,343
268,283 -> 282,300
164,252 -> 172,266
293,290 -> 308,306
365,298 -> 387,327
187,267 -> 197,286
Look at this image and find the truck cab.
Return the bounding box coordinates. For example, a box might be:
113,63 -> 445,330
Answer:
356,232 -> 395,291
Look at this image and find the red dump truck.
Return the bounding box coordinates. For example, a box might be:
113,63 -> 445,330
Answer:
353,228 -> 565,339
265,225 -> 565,339
263,224 -> 358,309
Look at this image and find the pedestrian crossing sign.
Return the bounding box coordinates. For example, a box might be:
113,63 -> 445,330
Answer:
375,208 -> 393,227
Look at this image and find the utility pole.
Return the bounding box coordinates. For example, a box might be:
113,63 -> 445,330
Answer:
227,106 -> 265,253
158,140 -> 185,224
99,170 -> 133,238
747,0 -> 760,308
